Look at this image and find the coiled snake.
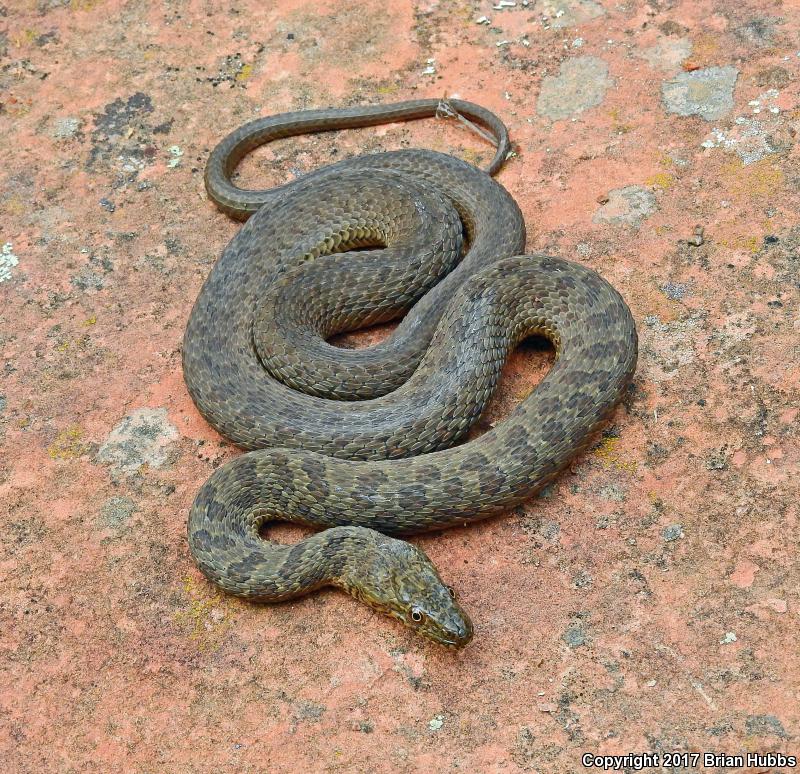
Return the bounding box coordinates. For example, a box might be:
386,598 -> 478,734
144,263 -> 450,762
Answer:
184,99 -> 638,648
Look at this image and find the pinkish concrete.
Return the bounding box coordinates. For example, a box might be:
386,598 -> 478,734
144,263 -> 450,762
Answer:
1,0 -> 799,771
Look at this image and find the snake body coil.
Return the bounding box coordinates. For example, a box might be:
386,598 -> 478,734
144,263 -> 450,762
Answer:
184,99 -> 638,647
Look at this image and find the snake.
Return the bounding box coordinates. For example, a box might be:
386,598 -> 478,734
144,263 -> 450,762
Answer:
184,98 -> 638,648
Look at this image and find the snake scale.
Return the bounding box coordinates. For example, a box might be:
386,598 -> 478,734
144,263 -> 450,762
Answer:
184,99 -> 638,648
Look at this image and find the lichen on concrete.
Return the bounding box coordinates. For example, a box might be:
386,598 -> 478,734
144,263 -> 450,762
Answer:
593,185 -> 656,227
96,408 -> 178,474
536,56 -> 611,120
50,116 -> 82,140
638,37 -> 692,71
0,242 -> 19,282
701,90 -> 787,165
536,0 -> 605,29
99,495 -> 138,528
662,524 -> 684,542
661,66 -> 739,120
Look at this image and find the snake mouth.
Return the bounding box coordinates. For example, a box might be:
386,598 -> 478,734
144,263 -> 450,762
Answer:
437,637 -> 469,649
422,619 -> 474,649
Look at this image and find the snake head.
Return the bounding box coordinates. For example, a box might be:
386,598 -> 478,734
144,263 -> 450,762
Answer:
338,531 -> 473,648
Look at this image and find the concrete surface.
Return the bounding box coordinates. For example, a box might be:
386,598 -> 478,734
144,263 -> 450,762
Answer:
1,0 -> 798,772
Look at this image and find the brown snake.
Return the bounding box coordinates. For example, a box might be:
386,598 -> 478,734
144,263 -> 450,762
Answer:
184,99 -> 638,648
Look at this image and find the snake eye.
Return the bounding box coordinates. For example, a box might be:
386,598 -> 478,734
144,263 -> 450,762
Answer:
447,586 -> 456,598
411,608 -> 423,623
